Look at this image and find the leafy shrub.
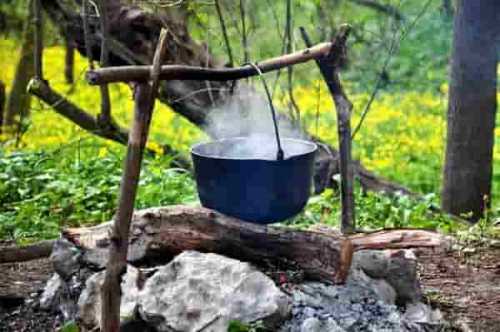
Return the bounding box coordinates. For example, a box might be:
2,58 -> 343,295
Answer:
289,186 -> 460,233
0,149 -> 196,242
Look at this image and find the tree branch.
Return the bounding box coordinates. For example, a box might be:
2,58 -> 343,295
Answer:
350,0 -> 405,21
239,0 -> 249,64
26,78 -> 190,168
214,0 -> 233,67
85,42 -> 336,85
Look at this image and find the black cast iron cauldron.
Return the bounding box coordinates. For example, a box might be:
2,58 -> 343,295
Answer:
191,137 -> 317,224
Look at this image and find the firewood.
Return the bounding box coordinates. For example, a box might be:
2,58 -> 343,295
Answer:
62,205 -> 446,284
0,240 -> 54,264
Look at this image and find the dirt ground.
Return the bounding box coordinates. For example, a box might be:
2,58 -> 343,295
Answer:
0,246 -> 499,331
0,258 -> 61,331
418,247 -> 500,332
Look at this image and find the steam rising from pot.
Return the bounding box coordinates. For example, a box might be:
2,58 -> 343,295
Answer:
202,89 -> 306,160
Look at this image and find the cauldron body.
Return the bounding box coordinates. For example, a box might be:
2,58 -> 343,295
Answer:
191,137 -> 317,224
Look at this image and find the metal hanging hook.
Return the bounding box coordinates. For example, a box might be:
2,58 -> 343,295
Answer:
247,62 -> 284,161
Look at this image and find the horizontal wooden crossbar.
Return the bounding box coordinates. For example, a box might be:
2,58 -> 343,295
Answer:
85,42 -> 334,85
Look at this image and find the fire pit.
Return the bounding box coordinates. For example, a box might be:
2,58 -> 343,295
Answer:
191,136 -> 317,223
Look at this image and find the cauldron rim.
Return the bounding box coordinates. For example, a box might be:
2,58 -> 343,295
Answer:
191,136 -> 317,161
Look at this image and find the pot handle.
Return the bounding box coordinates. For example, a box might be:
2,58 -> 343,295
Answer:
248,62 -> 284,161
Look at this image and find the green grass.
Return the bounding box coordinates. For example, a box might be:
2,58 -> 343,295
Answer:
0,149 -> 196,242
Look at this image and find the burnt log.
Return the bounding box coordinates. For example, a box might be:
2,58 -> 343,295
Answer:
62,205 -> 446,284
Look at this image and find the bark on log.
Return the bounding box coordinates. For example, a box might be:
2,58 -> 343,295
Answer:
0,240 -> 54,264
62,205 -> 446,284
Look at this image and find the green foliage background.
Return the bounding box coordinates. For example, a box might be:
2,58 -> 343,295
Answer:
1,0 -> 499,242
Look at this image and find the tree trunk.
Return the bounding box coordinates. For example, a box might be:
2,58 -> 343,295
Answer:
441,0 -> 500,221
5,0 -> 34,126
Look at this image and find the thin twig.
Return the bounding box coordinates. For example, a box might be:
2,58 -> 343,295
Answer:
195,314 -> 222,332
239,0 -> 249,64
203,27 -> 216,107
285,0 -> 300,126
214,0 -> 233,67
349,0 -> 405,21
171,87 -> 229,103
351,0 -> 433,139
315,79 -> 321,136
271,1 -> 293,100
265,0 -> 283,41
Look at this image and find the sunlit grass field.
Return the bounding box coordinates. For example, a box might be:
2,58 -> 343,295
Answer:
1,37 -> 499,241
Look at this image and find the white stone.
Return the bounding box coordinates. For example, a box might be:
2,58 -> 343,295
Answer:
300,318 -> 344,332
138,251 -> 290,332
40,274 -> 62,310
77,265 -> 140,330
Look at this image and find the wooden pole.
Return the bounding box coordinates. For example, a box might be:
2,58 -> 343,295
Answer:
300,26 -> 356,234
96,0 -> 111,123
81,0 -> 95,69
86,42 -> 336,85
100,81 -> 152,332
100,29 -> 169,332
